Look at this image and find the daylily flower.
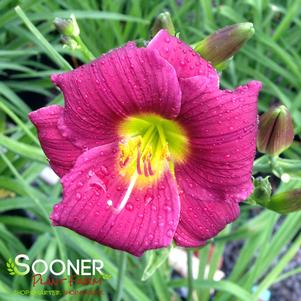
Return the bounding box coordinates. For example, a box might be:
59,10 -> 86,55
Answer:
29,30 -> 261,256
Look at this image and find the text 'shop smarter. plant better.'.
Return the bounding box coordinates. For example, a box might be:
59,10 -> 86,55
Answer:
29,29 -> 261,256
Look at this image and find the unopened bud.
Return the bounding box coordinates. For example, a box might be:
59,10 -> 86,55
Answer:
249,177 -> 272,207
54,14 -> 80,37
194,22 -> 254,67
151,12 -> 175,37
267,190 -> 301,214
60,35 -> 79,50
257,105 -> 294,156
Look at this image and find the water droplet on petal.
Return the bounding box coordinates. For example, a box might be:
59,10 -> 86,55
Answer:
164,205 -> 172,212
166,229 -> 173,237
76,193 -> 81,200
90,178 -> 107,192
144,195 -> 153,204
100,165 -> 109,175
151,205 -> 157,211
159,184 -> 166,190
125,202 -> 134,211
77,182 -> 83,188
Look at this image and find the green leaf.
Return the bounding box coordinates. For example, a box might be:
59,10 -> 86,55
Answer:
21,10 -> 150,24
170,279 -> 254,301
0,134 -> 46,163
14,6 -> 72,71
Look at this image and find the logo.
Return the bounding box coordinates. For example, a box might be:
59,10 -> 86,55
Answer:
6,258 -> 22,276
6,254 -> 108,277
5,254 -> 112,297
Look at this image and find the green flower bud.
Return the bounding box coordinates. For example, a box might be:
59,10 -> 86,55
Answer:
249,177 -> 272,207
54,14 -> 80,37
267,189 -> 301,214
60,35 -> 79,50
193,22 -> 254,67
214,58 -> 232,71
257,105 -> 294,156
151,12 -> 175,37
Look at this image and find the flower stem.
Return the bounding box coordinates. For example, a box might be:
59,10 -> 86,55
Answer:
113,252 -> 127,301
187,249 -> 194,301
74,36 -> 95,61
253,155 -> 301,175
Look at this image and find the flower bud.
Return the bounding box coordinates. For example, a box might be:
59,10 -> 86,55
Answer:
249,177 -> 272,207
194,22 -> 254,67
60,35 -> 79,50
257,105 -> 294,156
267,190 -> 301,214
54,14 -> 80,37
151,12 -> 175,37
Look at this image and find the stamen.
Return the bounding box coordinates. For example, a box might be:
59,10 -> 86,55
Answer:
118,113 -> 189,179
147,158 -> 154,176
143,160 -> 149,177
136,145 -> 142,175
161,142 -> 171,161
120,156 -> 129,168
117,115 -> 185,183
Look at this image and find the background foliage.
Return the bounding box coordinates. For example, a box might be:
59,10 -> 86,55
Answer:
0,0 -> 301,300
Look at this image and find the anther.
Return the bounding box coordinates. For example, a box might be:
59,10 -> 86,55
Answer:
147,158 -> 154,176
136,145 -> 142,175
143,160 -> 149,177
120,156 -> 129,168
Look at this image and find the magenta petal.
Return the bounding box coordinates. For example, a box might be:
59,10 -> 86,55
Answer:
29,105 -> 81,177
51,144 -> 180,256
172,77 -> 261,246
52,42 -> 181,149
148,30 -> 219,84
177,77 -> 262,201
174,186 -> 240,247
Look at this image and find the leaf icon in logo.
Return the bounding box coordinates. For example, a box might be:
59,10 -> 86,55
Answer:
6,258 -> 21,276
